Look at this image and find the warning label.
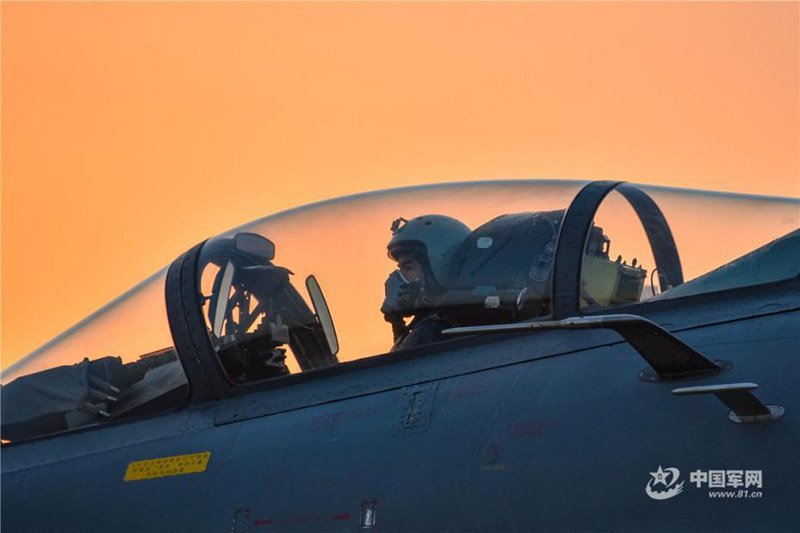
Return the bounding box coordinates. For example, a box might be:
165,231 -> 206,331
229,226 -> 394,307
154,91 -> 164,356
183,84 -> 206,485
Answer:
124,451 -> 211,482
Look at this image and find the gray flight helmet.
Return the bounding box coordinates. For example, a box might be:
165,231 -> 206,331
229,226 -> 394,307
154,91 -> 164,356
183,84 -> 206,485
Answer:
388,215 -> 471,287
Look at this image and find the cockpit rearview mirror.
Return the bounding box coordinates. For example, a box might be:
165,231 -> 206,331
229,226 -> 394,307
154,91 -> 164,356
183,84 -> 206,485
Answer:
305,275 -> 340,357
235,233 -> 275,261
213,261 -> 235,338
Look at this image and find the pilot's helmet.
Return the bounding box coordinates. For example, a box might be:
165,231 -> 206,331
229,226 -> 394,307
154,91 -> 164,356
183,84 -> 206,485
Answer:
387,215 -> 471,288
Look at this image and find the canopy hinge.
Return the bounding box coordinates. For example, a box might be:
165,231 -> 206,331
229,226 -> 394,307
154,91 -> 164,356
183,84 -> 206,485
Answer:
672,383 -> 784,424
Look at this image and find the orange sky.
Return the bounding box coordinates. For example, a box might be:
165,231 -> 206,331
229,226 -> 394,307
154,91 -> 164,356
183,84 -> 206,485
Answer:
2,2 -> 799,368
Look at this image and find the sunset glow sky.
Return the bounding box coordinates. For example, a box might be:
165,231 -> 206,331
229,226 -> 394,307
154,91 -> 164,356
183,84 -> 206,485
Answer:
2,2 -> 798,368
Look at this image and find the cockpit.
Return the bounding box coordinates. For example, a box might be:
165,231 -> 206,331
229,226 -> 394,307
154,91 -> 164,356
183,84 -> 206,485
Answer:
197,233 -> 339,383
3,180 -> 799,442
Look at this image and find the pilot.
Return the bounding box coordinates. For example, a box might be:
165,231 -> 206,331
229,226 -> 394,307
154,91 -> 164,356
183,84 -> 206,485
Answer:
381,215 -> 471,351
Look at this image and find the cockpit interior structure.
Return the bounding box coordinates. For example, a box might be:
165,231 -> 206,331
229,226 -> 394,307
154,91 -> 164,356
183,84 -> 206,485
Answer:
3,180 -> 799,532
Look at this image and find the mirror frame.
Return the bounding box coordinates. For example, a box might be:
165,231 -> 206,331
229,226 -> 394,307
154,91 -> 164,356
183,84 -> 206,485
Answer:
305,275 -> 340,356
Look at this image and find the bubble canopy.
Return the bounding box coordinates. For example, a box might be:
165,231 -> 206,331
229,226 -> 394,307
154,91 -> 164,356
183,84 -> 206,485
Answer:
3,180 -> 799,440
182,180 -> 798,389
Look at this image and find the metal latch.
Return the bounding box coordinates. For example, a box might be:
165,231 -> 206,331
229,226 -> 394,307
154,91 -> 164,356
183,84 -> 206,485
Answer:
391,383 -> 438,435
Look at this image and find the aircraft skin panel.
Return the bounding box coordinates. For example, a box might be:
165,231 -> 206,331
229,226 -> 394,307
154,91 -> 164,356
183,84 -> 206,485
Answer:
0,402 -> 216,474
2,290 -> 798,531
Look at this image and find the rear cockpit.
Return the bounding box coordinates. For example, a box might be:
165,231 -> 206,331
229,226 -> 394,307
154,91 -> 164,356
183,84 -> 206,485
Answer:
1,343 -> 187,442
3,180 -> 798,441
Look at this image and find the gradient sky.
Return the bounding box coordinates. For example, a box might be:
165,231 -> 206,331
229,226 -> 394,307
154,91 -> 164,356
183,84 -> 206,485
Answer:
2,2 -> 798,368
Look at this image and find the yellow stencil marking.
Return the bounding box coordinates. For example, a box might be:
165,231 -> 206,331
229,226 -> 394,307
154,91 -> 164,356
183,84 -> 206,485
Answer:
124,452 -> 211,482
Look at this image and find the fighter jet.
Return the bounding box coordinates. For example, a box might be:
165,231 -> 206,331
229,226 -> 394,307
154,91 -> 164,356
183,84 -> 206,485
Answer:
2,180 -> 798,532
